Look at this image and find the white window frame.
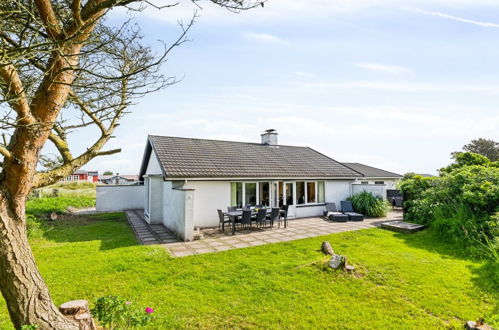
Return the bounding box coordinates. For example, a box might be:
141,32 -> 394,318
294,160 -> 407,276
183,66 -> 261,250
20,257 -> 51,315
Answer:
297,181 -> 326,205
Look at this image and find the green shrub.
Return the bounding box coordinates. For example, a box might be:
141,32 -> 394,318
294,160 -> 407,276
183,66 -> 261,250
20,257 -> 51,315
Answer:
399,153 -> 499,260
91,296 -> 154,329
347,191 -> 390,217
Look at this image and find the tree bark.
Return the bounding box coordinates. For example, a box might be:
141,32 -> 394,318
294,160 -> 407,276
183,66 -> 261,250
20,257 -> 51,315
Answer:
0,192 -> 77,329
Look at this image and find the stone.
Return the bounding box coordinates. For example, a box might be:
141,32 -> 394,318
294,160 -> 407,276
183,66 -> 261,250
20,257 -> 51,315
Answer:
345,265 -> 355,272
321,241 -> 335,256
50,212 -> 58,221
59,300 -> 96,330
328,255 -> 345,269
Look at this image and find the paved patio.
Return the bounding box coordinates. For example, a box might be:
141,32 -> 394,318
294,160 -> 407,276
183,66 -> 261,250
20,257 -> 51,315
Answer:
125,210 -> 403,257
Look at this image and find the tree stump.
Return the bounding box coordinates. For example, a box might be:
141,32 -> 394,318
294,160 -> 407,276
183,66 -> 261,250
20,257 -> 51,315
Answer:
321,241 -> 335,256
59,300 -> 96,330
465,319 -> 493,330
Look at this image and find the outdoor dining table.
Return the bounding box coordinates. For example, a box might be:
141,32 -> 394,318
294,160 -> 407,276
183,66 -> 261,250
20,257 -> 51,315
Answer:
225,208 -> 271,235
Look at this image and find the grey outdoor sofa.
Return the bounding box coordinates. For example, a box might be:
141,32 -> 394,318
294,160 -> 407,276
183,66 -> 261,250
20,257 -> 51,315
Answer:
340,201 -> 364,221
324,202 -> 349,222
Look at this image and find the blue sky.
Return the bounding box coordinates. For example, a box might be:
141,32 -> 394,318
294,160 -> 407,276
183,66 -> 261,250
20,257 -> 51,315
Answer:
74,0 -> 499,175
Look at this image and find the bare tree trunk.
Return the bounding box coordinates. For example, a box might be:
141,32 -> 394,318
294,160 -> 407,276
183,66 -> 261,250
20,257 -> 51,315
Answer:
0,193 -> 77,330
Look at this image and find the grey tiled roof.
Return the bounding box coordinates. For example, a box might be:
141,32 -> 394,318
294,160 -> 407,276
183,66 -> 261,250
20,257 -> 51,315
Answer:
342,163 -> 402,178
145,135 -> 362,179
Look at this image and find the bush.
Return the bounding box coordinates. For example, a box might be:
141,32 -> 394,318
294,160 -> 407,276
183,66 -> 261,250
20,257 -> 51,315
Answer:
91,296 -> 154,329
399,153 -> 499,260
347,191 -> 390,217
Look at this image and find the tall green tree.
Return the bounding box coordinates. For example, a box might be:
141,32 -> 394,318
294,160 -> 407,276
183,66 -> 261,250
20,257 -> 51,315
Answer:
453,138 -> 499,161
0,1 -> 263,328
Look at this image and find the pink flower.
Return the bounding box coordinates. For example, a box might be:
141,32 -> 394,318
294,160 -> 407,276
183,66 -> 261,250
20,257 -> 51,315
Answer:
145,307 -> 154,314
125,301 -> 131,305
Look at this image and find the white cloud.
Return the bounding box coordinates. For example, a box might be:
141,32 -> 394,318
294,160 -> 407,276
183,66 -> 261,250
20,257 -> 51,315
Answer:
356,62 -> 413,74
244,32 -> 287,44
292,71 -> 315,77
407,7 -> 499,28
296,80 -> 499,93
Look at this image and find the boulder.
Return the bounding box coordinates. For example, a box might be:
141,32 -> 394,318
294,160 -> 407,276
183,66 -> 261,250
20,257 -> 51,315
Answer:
321,241 -> 335,256
328,255 -> 345,269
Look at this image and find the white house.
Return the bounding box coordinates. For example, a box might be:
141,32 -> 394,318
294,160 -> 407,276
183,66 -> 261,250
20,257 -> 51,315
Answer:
137,130 -> 373,240
343,163 -> 402,190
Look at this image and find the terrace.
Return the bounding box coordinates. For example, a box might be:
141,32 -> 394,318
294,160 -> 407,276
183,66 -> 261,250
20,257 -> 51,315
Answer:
125,209 -> 403,257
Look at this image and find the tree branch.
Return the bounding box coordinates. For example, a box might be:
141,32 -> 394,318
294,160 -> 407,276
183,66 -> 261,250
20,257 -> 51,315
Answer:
33,0 -> 63,39
0,64 -> 33,123
47,132 -> 73,163
0,145 -> 11,159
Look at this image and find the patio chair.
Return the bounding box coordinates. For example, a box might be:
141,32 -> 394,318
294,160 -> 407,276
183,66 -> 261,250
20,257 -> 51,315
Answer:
242,205 -> 251,211
340,201 -> 364,222
254,205 -> 263,209
227,206 -> 237,212
217,209 -> 232,231
240,210 -> 253,230
256,208 -> 268,228
324,203 -> 348,222
279,204 -> 289,228
267,208 -> 280,228
393,197 -> 403,208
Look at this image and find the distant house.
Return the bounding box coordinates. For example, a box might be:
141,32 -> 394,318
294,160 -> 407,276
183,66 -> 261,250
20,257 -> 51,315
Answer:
342,163 -> 402,189
99,174 -> 139,185
61,170 -> 98,183
415,173 -> 435,178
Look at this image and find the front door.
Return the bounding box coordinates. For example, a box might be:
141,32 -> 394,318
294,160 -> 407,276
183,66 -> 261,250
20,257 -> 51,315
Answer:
284,182 -> 296,218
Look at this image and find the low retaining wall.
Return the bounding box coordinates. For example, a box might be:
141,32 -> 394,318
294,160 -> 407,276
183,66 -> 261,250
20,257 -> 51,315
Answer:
163,186 -> 194,242
96,185 -> 144,212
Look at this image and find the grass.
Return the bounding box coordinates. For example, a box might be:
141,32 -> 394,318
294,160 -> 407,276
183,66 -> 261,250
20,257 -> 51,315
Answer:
36,181 -> 97,198
0,204 -> 497,329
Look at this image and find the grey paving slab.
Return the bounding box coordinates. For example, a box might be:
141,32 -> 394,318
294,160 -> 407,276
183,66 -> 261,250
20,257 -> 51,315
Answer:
126,209 -> 402,258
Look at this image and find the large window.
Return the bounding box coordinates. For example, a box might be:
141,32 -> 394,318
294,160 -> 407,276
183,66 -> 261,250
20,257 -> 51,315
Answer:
297,181 -> 325,205
318,181 -> 325,203
259,182 -> 270,206
285,182 -> 294,205
230,182 -> 243,207
296,182 -> 305,205
245,183 -> 257,206
307,182 -> 316,203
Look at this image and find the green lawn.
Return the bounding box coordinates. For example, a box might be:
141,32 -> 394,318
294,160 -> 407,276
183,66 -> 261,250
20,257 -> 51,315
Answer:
0,212 -> 497,329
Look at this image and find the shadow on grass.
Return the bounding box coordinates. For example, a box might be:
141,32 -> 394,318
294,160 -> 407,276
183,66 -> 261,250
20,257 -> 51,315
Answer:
391,229 -> 499,317
32,212 -> 138,250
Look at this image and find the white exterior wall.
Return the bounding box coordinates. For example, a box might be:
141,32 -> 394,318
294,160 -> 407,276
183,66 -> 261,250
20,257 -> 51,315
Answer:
325,180 -> 354,211
145,151 -> 162,175
144,150 -> 164,224
96,185 -> 144,212
162,181 -> 194,241
146,176 -> 163,224
295,205 -> 326,218
183,181 -> 230,228
355,178 -> 399,190
352,184 -> 386,198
